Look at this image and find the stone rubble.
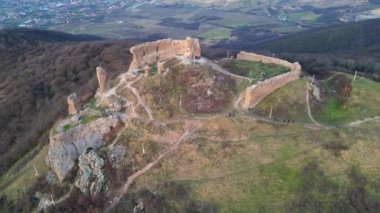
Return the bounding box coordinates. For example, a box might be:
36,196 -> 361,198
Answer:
75,149 -> 106,195
109,144 -> 125,169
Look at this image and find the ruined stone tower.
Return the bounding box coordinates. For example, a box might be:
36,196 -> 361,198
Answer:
96,66 -> 107,94
144,65 -> 150,77
128,37 -> 202,72
157,62 -> 164,75
67,93 -> 81,115
184,37 -> 201,59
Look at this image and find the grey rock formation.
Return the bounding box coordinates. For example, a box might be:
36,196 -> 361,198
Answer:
100,94 -> 127,112
311,84 -> 322,102
75,149 -> 106,195
109,144 -> 125,168
37,197 -> 55,212
46,116 -> 120,181
133,199 -> 145,213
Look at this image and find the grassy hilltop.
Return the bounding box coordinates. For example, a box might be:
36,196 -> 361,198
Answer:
0,25 -> 380,212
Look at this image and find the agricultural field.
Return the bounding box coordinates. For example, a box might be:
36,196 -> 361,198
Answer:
201,28 -> 232,43
286,11 -> 321,22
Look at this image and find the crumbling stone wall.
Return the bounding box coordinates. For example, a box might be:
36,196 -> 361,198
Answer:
239,51 -> 302,109
128,37 -> 201,71
237,51 -> 301,73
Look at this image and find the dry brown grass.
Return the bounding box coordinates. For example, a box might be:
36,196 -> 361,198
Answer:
130,118 -> 380,212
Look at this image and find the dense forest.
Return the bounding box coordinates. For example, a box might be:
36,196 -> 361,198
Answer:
0,28 -> 137,175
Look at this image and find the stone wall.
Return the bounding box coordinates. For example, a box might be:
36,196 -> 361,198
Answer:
238,51 -> 302,109
128,37 -> 201,71
237,51 -> 301,73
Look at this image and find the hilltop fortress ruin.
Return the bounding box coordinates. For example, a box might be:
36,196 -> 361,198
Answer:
65,38 -> 302,115
46,38 -> 301,201
55,38 -> 302,182
128,37 -> 201,72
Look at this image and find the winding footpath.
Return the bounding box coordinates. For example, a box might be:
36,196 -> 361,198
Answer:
305,82 -> 324,127
125,76 -> 154,120
107,123 -> 197,211
199,57 -> 254,82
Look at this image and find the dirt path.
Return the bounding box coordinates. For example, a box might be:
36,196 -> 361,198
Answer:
234,90 -> 246,109
105,73 -> 127,97
346,116 -> 380,127
305,82 -> 324,127
107,122 -> 198,211
199,57 -> 254,81
125,75 -> 154,120
37,184 -> 75,211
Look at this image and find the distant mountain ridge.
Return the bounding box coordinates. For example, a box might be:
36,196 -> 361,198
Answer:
161,0 -> 372,8
0,28 -> 102,50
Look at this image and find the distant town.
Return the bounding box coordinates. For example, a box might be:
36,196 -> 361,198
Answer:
0,0 -> 143,29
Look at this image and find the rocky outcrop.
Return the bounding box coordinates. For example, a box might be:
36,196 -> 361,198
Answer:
75,149 -> 106,195
109,144 -> 125,169
100,94 -> 128,112
46,116 -> 120,181
128,37 -> 201,71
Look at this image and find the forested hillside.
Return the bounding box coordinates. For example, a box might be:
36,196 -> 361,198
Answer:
0,28 -> 136,175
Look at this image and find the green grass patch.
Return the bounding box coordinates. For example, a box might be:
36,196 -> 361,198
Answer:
133,116 -> 380,212
89,98 -> 107,111
0,145 -> 49,201
150,64 -> 158,75
63,123 -> 74,132
80,115 -> 101,125
286,11 -> 321,22
253,79 -> 312,123
314,74 -> 380,125
221,59 -> 290,82
61,114 -> 102,133
215,164 -> 301,212
201,28 -> 231,40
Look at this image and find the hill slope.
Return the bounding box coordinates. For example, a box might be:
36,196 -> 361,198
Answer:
255,18 -> 380,54
238,18 -> 380,81
0,28 -> 136,175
